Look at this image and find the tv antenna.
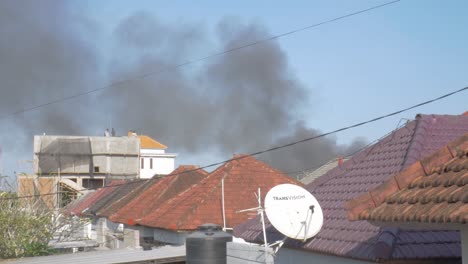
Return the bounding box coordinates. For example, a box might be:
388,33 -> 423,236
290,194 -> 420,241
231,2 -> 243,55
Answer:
237,188 -> 272,253
237,184 -> 323,259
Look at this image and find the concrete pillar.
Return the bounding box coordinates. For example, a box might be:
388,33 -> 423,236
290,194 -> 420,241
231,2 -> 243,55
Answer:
124,226 -> 141,249
96,218 -> 108,248
77,177 -> 83,188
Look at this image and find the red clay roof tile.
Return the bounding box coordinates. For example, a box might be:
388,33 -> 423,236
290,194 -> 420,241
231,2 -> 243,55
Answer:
349,133 -> 467,225
137,155 -> 302,231
109,165 -> 208,225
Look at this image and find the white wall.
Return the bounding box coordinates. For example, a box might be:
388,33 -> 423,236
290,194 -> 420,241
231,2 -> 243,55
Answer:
139,153 -> 176,178
142,149 -> 165,155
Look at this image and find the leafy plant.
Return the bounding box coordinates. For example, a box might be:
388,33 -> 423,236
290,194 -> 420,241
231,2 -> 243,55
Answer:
0,192 -> 55,258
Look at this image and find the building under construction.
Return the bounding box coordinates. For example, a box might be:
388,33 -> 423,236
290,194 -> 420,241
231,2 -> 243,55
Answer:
18,134 -> 140,208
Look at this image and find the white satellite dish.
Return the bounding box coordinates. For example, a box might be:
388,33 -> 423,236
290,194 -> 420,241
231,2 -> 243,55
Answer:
265,184 -> 323,241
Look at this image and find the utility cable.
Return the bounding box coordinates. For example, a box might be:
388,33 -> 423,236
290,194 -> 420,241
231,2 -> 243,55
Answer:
1,86 -> 466,201
0,0 -> 400,121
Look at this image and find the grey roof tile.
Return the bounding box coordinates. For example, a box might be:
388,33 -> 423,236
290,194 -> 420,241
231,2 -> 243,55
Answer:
234,113 -> 468,261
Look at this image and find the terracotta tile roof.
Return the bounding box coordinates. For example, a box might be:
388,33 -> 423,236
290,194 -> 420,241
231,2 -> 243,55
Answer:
234,114 -> 468,261
347,133 -> 467,224
109,165 -> 208,225
65,180 -> 126,217
136,155 -> 302,231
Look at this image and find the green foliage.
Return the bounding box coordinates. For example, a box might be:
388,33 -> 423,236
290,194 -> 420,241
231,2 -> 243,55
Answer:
0,192 -> 55,258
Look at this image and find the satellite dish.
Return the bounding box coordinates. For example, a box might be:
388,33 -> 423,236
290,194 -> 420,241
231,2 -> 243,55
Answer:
265,184 -> 323,241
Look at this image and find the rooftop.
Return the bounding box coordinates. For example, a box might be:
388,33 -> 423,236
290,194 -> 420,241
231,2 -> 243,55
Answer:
64,180 -> 126,217
234,113 -> 468,261
127,132 -> 167,149
137,155 -> 302,231
347,133 -> 467,225
3,245 -> 185,264
85,179 -> 149,218
109,165 -> 208,225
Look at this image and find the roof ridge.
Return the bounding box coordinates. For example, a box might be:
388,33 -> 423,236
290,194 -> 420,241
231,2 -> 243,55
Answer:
344,117 -> 426,256
374,228 -> 400,261
308,121 -> 414,192
173,160 -> 243,228
401,114 -> 430,169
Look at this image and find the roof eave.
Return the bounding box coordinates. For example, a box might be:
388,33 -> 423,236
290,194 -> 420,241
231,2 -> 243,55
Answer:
368,221 -> 466,231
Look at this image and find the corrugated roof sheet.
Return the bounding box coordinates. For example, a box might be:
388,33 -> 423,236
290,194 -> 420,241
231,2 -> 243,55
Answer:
85,179 -> 149,217
348,133 -> 467,224
137,155 -> 302,231
234,114 -> 468,261
65,180 -> 125,217
62,190 -> 95,216
109,165 -> 208,225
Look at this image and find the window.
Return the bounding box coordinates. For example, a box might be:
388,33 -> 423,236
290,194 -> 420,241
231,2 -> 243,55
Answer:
83,179 -> 104,189
94,166 -> 100,173
150,158 -> 153,169
141,158 -> 144,169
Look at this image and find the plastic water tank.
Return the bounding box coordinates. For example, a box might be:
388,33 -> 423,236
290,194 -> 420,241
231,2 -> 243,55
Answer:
186,223 -> 233,264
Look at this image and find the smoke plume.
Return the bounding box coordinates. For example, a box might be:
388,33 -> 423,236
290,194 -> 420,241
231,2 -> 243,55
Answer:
0,1 -> 367,176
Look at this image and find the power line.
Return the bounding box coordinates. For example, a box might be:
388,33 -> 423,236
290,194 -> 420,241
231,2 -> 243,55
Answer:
283,117 -> 410,177
0,0 -> 400,121
2,86 -> 466,201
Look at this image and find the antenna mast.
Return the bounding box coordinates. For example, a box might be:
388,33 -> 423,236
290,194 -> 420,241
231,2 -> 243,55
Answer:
237,188 -> 269,252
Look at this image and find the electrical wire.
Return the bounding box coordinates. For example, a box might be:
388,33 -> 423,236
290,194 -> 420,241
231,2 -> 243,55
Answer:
1,86 -> 466,201
0,0 -> 400,121
283,118 -> 409,178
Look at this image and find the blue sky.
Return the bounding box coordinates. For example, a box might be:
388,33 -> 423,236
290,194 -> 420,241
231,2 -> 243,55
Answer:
82,0 -> 467,144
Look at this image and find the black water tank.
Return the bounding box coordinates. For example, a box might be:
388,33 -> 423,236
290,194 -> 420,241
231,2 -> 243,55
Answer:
186,224 -> 233,264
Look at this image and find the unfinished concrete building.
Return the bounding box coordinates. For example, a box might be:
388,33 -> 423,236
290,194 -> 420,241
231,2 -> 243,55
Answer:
18,135 -> 140,208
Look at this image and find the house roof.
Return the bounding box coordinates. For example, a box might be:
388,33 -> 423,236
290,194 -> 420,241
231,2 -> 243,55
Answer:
347,133 -> 467,225
62,191 -> 96,216
139,135 -> 167,149
127,132 -> 167,149
136,155 -> 302,231
109,165 -> 208,225
64,180 -> 125,217
299,157 -> 349,185
85,179 -> 149,217
234,113 -> 468,262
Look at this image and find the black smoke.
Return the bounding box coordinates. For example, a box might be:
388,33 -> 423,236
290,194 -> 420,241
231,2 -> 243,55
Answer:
0,2 -> 367,177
